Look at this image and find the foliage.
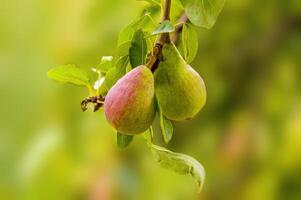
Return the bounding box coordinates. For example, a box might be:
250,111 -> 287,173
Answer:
129,29 -> 148,68
2,0 -> 301,199
179,0 -> 226,28
46,0 -> 225,193
152,20 -> 175,35
150,144 -> 205,192
47,64 -> 90,87
117,133 -> 134,149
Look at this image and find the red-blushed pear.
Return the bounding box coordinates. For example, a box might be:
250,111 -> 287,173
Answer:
154,43 -> 207,121
104,65 -> 156,135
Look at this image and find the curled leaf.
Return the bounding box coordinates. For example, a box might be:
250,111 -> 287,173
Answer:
159,108 -> 174,144
151,144 -> 205,192
178,23 -> 199,63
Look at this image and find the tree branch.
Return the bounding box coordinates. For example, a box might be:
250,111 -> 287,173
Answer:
148,13 -> 188,72
146,0 -> 172,71
157,0 -> 172,44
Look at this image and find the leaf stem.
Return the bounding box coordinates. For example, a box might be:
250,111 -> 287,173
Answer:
172,13 -> 189,44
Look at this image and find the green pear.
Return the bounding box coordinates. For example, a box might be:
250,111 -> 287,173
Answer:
154,43 -> 206,121
104,65 -> 156,135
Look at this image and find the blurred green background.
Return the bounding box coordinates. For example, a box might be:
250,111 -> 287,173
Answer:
1,0 -> 301,199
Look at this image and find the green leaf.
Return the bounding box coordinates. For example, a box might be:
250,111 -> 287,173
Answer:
117,132 -> 134,149
47,64 -> 90,87
137,0 -> 161,6
146,34 -> 156,52
104,56 -> 129,90
178,23 -> 199,63
118,14 -> 156,45
126,64 -> 132,73
159,108 -> 173,144
170,0 -> 184,22
143,126 -> 154,145
129,29 -> 147,68
151,144 -> 205,192
179,0 -> 226,29
96,56 -> 113,73
104,67 -> 124,90
152,20 -> 175,35
116,41 -> 132,57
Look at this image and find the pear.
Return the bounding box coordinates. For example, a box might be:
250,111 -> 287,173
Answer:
154,43 -> 206,121
104,65 -> 156,135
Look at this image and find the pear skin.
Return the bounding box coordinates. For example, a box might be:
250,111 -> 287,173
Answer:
104,65 -> 156,135
154,43 -> 206,121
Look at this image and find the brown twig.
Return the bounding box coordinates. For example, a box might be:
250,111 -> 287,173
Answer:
81,96 -> 105,112
158,0 -> 172,44
147,11 -> 188,72
146,0 -> 172,72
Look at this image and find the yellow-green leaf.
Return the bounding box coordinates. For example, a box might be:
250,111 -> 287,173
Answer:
137,0 -> 161,7
104,56 -> 129,90
152,20 -> 175,35
179,0 -> 226,29
178,23 -> 199,63
96,56 -> 113,73
47,64 -> 90,87
159,108 -> 174,144
151,144 -> 205,192
117,132 -> 134,149
118,14 -> 156,45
